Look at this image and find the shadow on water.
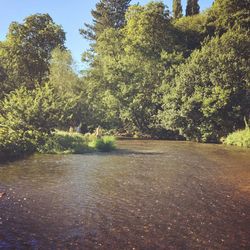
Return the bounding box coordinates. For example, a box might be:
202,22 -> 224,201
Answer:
0,148 -> 163,166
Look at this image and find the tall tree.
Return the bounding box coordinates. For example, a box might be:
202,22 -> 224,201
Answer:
80,0 -> 131,41
48,48 -> 89,127
123,2 -> 176,56
173,0 -> 183,19
90,2 -> 182,132
186,0 -> 200,16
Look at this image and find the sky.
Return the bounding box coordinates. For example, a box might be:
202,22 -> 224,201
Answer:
0,0 -> 213,70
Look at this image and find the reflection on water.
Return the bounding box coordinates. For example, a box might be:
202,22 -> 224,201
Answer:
0,140 -> 249,249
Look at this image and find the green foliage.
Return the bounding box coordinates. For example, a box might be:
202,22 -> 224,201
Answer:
38,131 -> 89,154
173,12 -> 207,53
0,127 -> 38,161
0,14 -> 65,98
186,0 -> 200,16
49,48 -> 79,93
173,0 -> 183,19
88,136 -> 116,152
1,0 -> 249,156
0,84 -> 65,134
160,30 -> 250,142
124,2 -> 177,55
84,2 -> 183,133
206,0 -> 250,35
39,131 -> 116,154
48,48 -> 88,128
80,0 -> 131,41
224,128 -> 250,148
0,84 -> 70,161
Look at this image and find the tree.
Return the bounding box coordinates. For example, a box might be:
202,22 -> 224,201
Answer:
186,0 -> 200,16
82,2 -> 187,133
159,30 -> 250,142
206,0 -> 250,35
0,64 -> 7,100
0,83 -> 78,158
173,12 -> 207,54
173,0 -> 183,19
80,0 -> 131,41
0,14 -> 65,96
123,2 -> 178,56
49,48 -> 79,94
48,48 -> 89,128
89,2 -> 182,133
0,84 -> 65,134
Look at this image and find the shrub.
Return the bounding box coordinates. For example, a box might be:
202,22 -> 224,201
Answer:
0,84 -> 65,134
38,131 -> 116,154
0,127 -> 37,161
38,131 -> 89,154
223,128 -> 250,148
88,136 -> 116,152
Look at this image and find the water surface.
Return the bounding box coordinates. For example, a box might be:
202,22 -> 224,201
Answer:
0,140 -> 249,249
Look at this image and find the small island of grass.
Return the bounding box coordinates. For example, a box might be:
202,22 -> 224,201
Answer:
39,130 -> 116,154
0,127 -> 116,163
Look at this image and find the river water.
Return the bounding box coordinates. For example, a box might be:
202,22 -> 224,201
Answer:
0,140 -> 249,249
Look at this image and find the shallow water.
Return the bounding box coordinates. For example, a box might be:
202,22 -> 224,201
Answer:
0,140 -> 249,249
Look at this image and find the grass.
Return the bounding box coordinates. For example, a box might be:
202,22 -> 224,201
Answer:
88,136 -> 116,152
223,128 -> 250,148
38,130 -> 116,154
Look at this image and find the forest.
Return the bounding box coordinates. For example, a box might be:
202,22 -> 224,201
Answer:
0,0 -> 249,160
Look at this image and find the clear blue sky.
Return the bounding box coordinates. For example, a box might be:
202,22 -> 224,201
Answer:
0,0 -> 213,70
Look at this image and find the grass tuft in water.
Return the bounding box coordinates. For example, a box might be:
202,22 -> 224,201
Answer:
88,136 -> 116,152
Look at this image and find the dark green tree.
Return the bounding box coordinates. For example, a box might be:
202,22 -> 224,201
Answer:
173,0 -> 183,19
186,0 -> 200,16
160,30 -> 250,142
80,0 -> 131,41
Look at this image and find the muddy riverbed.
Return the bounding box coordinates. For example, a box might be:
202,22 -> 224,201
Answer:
0,140 -> 249,249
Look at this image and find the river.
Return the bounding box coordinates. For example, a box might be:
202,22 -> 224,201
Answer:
0,140 -> 249,249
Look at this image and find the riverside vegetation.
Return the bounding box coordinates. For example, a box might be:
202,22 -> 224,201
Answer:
0,0 -> 249,162
0,127 -> 116,162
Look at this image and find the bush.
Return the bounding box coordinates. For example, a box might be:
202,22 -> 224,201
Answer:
0,84 -> 65,134
38,131 -> 89,154
0,127 -> 38,161
0,128 -> 116,161
88,136 -> 116,152
223,128 -> 250,148
38,132 -> 116,154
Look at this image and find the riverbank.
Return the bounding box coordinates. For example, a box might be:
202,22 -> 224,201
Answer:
0,130 -> 116,163
2,128 -> 249,164
38,130 -> 116,154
